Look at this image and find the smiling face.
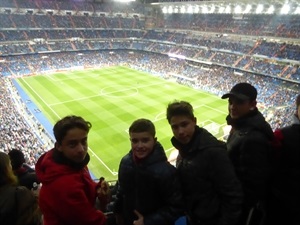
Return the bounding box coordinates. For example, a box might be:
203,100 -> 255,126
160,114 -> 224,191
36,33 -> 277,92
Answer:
56,127 -> 88,163
228,97 -> 256,119
169,115 -> 196,145
130,131 -> 157,159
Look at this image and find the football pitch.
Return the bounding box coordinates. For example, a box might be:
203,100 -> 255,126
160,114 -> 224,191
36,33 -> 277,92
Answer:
16,66 -> 228,181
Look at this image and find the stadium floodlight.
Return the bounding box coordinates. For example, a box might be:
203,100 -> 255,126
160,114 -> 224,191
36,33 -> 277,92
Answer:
180,6 -> 186,13
168,6 -> 173,14
174,7 -> 179,13
194,5 -> 200,13
225,5 -> 231,14
243,4 -> 252,14
187,5 -> 193,14
266,5 -> 275,14
218,6 -> 225,13
209,5 -> 215,14
280,4 -> 290,14
234,5 -> 242,14
202,5 -> 208,13
294,6 -> 300,14
162,6 -> 167,14
256,4 -> 264,14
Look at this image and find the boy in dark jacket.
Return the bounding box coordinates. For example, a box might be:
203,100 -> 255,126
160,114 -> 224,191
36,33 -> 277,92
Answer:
166,100 -> 243,225
221,83 -> 274,225
114,118 -> 184,225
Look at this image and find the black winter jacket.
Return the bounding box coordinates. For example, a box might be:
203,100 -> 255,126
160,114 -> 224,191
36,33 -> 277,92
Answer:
172,126 -> 243,225
226,108 -> 274,207
114,142 -> 184,225
269,115 -> 300,224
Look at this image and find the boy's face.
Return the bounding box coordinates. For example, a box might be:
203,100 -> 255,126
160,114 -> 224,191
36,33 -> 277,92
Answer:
169,115 -> 196,144
130,132 -> 157,159
56,128 -> 88,163
228,97 -> 256,119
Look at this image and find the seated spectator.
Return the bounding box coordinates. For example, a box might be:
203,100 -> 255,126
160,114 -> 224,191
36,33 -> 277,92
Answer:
8,149 -> 39,190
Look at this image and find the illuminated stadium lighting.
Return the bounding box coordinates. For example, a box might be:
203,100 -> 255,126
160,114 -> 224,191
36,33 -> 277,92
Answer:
225,5 -> 231,14
218,6 -> 225,13
209,5 -> 215,14
243,4 -> 252,14
174,7 -> 179,13
162,6 -> 167,13
294,6 -> 300,14
180,6 -> 186,13
187,5 -> 193,14
168,6 -> 173,14
266,5 -> 275,14
280,4 -> 290,14
256,4 -> 264,14
194,6 -> 200,13
234,5 -> 242,14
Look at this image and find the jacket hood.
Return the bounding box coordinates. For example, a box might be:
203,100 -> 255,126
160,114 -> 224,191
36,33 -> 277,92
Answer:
35,148 -> 90,184
171,126 -> 225,157
226,109 -> 274,140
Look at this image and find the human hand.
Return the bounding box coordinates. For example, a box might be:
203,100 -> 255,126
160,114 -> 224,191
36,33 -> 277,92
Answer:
133,210 -> 144,225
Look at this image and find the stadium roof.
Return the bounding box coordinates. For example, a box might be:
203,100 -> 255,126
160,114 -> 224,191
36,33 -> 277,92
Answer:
149,0 -> 300,15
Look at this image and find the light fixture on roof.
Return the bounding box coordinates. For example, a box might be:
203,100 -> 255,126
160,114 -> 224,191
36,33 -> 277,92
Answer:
294,6 -> 300,14
243,4 -> 252,14
280,4 -> 290,14
225,5 -> 231,14
209,5 -> 215,14
187,5 -> 193,14
219,6 -> 225,13
256,4 -> 264,14
266,5 -> 275,14
180,6 -> 186,13
234,5 -> 242,14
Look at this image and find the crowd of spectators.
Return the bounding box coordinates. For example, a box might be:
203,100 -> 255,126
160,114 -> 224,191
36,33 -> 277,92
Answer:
0,77 -> 50,167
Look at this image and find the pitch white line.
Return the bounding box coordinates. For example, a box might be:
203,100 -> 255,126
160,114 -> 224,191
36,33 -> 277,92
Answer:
21,78 -> 116,175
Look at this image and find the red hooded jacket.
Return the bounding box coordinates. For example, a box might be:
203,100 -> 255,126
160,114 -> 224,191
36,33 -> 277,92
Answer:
35,149 -> 106,225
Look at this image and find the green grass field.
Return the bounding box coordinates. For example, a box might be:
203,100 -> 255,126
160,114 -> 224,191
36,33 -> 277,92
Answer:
16,66 -> 228,181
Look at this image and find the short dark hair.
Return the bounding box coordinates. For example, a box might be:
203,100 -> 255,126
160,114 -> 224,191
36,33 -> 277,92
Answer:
53,115 -> 92,144
129,118 -> 156,137
8,149 -> 25,170
166,100 -> 194,123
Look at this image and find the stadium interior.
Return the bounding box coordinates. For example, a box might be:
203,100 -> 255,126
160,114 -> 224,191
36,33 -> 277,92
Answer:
1,1 -> 300,223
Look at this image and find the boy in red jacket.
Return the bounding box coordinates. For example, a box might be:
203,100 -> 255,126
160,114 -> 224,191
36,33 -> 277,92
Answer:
35,115 -> 106,225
